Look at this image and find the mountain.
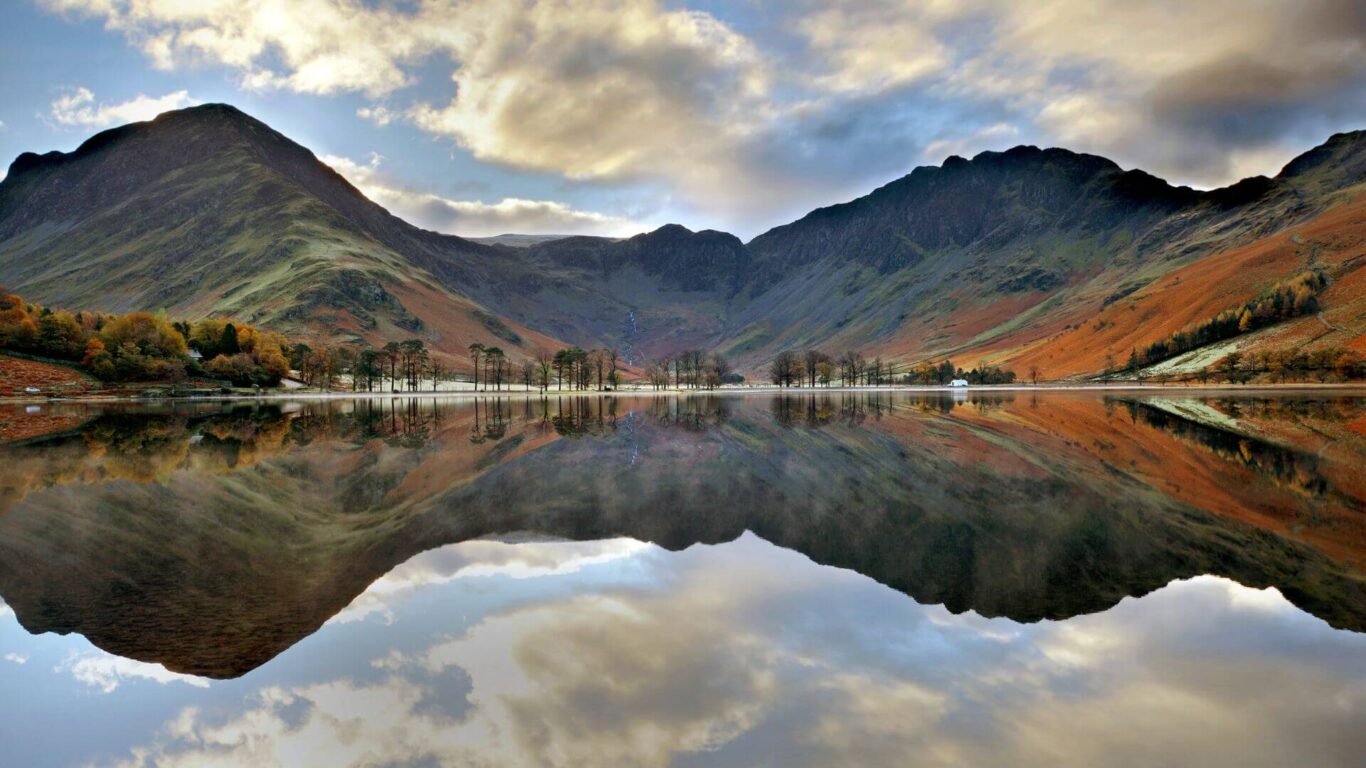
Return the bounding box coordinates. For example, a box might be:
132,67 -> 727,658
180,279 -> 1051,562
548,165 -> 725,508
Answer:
724,139 -> 1365,371
2,103 -> 1364,376
468,233 -> 576,247
461,134 -> 1366,375
0,104 -> 562,363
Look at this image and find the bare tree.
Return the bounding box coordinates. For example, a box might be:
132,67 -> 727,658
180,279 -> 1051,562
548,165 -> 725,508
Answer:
770,350 -> 800,387
537,348 -> 554,393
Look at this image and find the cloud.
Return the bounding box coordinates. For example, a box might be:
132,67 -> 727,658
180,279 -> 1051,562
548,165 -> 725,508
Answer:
923,122 -> 1020,162
321,153 -> 642,237
3,653 -> 27,665
57,652 -> 211,694
38,0 -> 1366,226
95,533 -> 1366,768
355,105 -> 395,127
47,87 -> 199,130
331,537 -> 651,624
969,0 -> 1366,184
794,0 -> 961,94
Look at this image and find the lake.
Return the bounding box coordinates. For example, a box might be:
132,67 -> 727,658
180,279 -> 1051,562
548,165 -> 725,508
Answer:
0,391 -> 1364,767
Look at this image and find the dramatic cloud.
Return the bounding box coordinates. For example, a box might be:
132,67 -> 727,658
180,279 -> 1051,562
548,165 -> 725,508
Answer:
36,0 -> 1366,227
321,153 -> 641,237
984,0 -> 1366,183
47,87 -> 199,130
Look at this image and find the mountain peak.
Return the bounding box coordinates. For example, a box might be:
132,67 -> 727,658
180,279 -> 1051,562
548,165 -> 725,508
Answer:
1278,129 -> 1366,186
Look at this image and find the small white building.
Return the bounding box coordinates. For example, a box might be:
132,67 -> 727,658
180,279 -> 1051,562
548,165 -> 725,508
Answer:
949,379 -> 970,388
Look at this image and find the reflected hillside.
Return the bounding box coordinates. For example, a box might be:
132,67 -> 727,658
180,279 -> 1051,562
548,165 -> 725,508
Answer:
0,393 -> 1362,678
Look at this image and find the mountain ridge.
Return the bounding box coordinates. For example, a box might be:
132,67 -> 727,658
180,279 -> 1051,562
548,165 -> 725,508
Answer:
2,103 -> 1364,376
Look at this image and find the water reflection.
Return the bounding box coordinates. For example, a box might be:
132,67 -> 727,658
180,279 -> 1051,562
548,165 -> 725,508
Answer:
0,393 -> 1363,683
0,393 -> 1365,765
2,535 -> 1364,768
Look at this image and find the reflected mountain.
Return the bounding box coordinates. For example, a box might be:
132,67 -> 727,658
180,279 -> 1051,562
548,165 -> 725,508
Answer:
0,392 -> 1362,678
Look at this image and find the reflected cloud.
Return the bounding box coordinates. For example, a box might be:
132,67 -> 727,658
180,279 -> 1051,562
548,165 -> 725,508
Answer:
331,538 -> 652,625
59,652 -> 211,694
108,536 -> 1366,768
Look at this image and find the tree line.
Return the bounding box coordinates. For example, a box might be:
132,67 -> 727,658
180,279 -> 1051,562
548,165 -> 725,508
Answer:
768,348 -> 1016,387
644,349 -> 739,390
1126,270 -> 1328,371
0,288 -> 290,385
290,339 -> 634,393
1205,347 -> 1366,384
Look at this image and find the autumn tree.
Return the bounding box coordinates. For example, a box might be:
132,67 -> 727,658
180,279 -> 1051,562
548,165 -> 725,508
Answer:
0,291 -> 36,350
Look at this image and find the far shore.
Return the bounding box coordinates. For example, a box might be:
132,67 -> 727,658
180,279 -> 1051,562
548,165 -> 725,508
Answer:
5,382 -> 1366,405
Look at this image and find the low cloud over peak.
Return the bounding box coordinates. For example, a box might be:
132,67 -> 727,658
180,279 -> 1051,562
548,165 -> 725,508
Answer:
321,153 -> 642,239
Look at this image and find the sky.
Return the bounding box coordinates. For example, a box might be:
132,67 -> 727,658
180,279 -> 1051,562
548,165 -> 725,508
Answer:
1,1 -> 1364,240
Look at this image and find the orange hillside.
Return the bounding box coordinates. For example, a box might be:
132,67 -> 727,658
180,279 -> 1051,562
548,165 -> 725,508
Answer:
992,193 -> 1366,379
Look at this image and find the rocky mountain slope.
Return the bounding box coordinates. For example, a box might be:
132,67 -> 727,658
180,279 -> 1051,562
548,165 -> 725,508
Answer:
468,132 -> 1366,375
0,105 -> 561,363
2,103 -> 1363,376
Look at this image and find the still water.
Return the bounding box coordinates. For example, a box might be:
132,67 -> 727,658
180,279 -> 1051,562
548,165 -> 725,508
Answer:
0,392 -> 1363,767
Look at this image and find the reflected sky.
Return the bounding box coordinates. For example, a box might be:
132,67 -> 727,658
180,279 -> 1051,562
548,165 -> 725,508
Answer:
1,393 -> 1365,766
3,535 -> 1364,767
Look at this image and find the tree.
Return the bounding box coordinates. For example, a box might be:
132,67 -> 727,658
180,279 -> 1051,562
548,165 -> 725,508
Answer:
553,349 -> 568,390
574,347 -> 590,390
537,349 -> 554,393
220,323 -> 240,356
37,311 -> 85,359
1028,365 -> 1041,386
0,291 -> 36,350
1216,351 -> 1244,383
101,312 -> 188,360
383,341 -> 402,392
468,342 -> 485,391
356,349 -> 384,391
816,360 -> 833,387
803,349 -> 830,388
81,337 -> 106,367
701,352 -> 731,390
430,360 -> 447,391
647,359 -> 671,390
590,348 -> 607,390
400,339 -> 427,391
485,347 -> 505,391
770,350 -> 800,387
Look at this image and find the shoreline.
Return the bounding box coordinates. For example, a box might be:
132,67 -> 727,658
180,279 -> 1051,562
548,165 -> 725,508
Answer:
5,382 -> 1366,405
